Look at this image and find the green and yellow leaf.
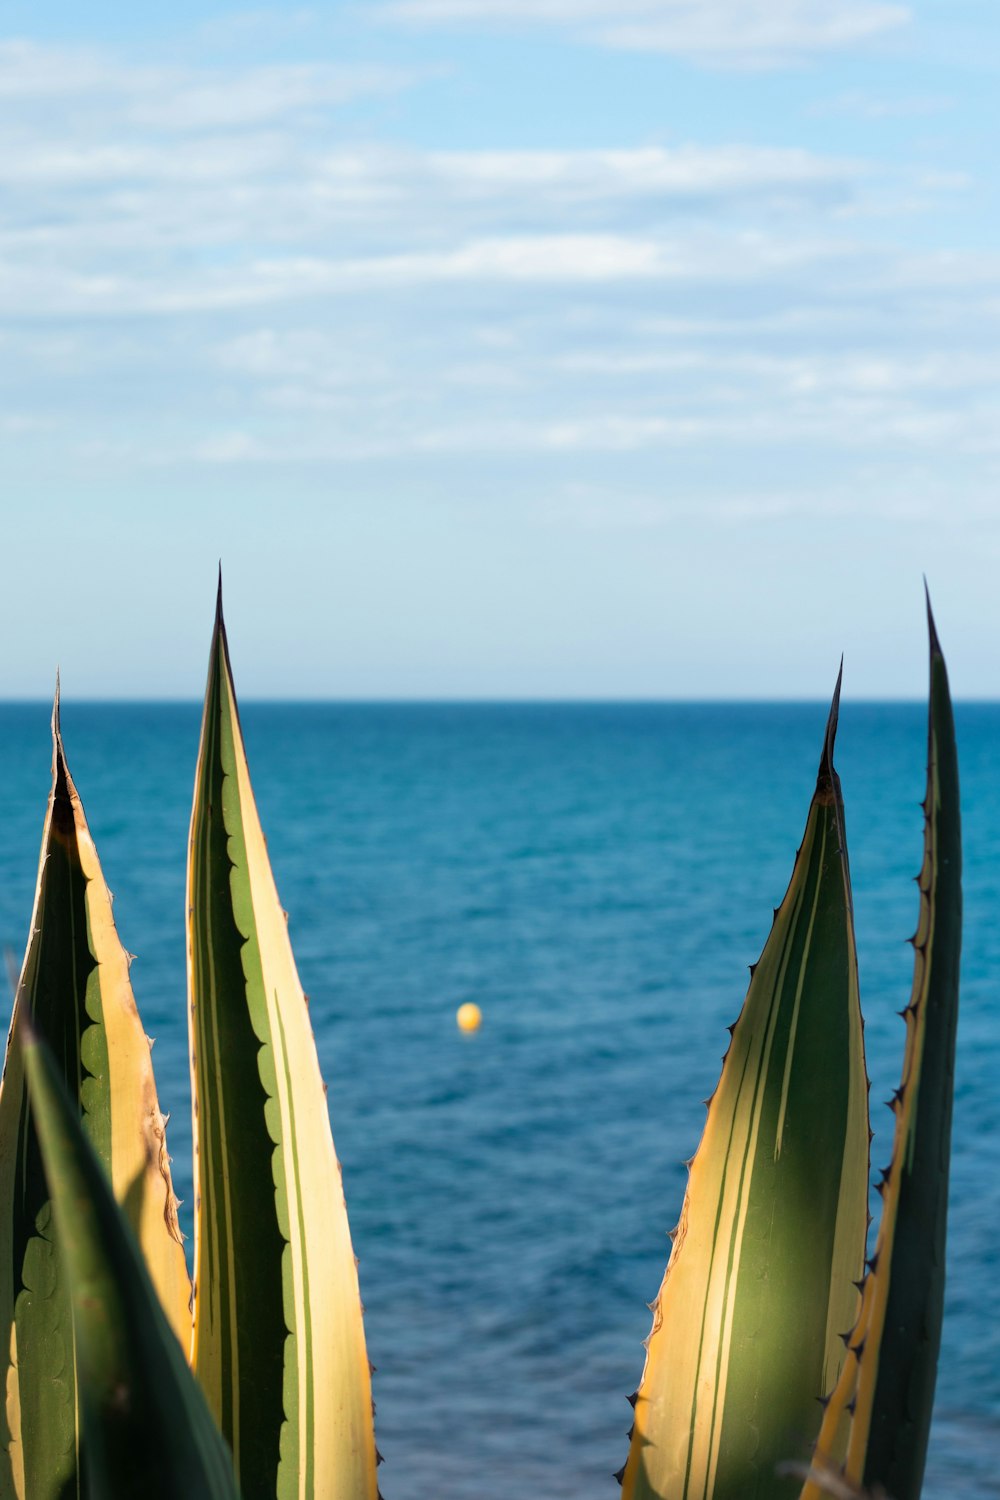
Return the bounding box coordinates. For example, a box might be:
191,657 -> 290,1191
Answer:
20,1014 -> 240,1500
801,599 -> 961,1500
188,583 -> 378,1500
621,673 -> 870,1500
0,690 -> 192,1500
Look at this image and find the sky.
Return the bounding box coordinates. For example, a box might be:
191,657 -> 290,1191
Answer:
1,0 -> 999,698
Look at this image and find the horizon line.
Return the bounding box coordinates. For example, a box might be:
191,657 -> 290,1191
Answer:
0,694 -> 995,707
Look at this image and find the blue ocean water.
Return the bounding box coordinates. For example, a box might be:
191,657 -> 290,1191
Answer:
0,700 -> 995,1499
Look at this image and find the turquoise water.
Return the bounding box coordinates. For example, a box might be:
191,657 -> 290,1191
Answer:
0,700 -> 995,1498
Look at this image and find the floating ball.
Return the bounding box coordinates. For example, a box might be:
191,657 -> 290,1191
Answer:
456,1002 -> 482,1033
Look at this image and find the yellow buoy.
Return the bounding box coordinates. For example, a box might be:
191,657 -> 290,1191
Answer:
456,1002 -> 482,1033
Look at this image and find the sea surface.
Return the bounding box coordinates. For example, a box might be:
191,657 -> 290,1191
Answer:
0,700 -> 995,1499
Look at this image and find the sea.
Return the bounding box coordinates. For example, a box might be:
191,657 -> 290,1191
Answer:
0,700 -> 995,1499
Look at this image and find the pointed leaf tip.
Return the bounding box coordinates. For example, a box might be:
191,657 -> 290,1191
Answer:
50,673 -> 73,787
817,658 -> 843,791
924,580 -> 943,658
210,568 -> 234,676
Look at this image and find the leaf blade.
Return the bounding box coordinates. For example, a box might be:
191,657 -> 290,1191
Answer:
188,590 -> 378,1500
20,1016 -> 240,1500
803,600 -> 962,1500
0,695 -> 192,1499
622,678 -> 870,1500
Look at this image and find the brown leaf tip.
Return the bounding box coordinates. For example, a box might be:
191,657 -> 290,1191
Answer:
924,579 -> 943,660
50,671 -> 65,767
815,659 -> 843,804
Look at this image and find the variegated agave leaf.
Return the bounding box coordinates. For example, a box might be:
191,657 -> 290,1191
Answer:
621,672 -> 870,1500
188,582 -> 379,1500
20,1015 -> 239,1500
801,597 -> 961,1500
0,689 -> 192,1500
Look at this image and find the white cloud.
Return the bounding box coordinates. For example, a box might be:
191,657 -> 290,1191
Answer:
552,347 -> 1000,397
0,232 -> 863,317
0,412 -> 50,434
0,39 -> 111,97
215,328 -> 384,382
189,308 -> 1000,470
131,64 -> 413,132
540,481 -> 940,529
358,234 -> 670,282
0,40 -> 877,318
167,399 -> 990,465
192,10 -> 326,48
422,144 -> 858,200
0,135 -> 858,201
0,106 -> 867,312
0,35 -> 878,336
193,430 -> 275,463
0,39 -> 413,127
2,29 -> 997,503
0,134 -> 294,186
379,0 -> 910,67
811,90 -> 952,119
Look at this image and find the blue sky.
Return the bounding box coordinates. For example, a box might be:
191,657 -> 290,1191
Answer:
2,0 -> 998,697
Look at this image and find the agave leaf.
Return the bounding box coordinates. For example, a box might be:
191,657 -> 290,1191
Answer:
19,1014 -> 240,1500
801,598 -> 961,1500
621,673 -> 870,1500
0,691 -> 192,1500
188,582 -> 378,1500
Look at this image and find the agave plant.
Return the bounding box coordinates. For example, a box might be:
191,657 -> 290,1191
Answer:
0,586 -> 961,1500
620,598 -> 961,1500
0,581 -> 379,1500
